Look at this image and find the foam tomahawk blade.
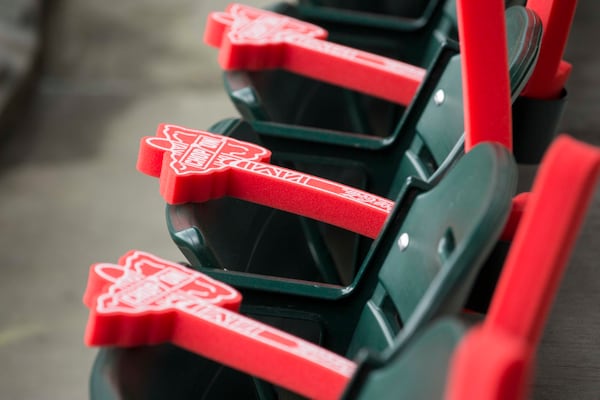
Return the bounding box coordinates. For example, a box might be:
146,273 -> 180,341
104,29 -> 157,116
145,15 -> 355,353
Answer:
83,250 -> 355,400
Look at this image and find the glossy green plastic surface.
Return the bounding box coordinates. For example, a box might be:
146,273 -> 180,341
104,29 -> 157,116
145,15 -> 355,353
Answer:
169,44 -> 462,287
198,143 -> 516,352
224,6 -> 540,151
91,142 -> 516,400
88,6 -> 546,400
166,134 -> 368,285
225,0 -> 456,139
512,90 -> 568,164
342,317 -> 469,400
168,7 -> 541,286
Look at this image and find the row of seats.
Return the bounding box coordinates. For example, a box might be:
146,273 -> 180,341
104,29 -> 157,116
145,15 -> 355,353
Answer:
82,1 -> 598,399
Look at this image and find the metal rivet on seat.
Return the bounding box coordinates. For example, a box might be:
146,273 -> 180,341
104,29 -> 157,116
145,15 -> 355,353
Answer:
398,233 -> 410,251
433,89 -> 445,106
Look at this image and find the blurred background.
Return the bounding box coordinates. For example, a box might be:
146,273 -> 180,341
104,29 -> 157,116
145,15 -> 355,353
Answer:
0,0 -> 597,399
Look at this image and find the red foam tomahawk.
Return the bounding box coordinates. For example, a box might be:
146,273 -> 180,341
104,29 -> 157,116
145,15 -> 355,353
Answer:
455,0 -> 511,152
83,250 -> 356,400
203,3 -> 425,105
137,124 -> 394,238
521,0 -> 578,99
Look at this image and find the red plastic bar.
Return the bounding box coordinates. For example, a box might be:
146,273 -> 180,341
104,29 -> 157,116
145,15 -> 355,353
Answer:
485,135 -> 600,344
445,135 -> 600,400
444,326 -> 534,400
138,124 -> 528,240
137,124 -> 394,238
499,192 -> 529,241
83,250 -> 355,400
522,0 -> 578,99
456,0 -> 512,152
204,3 -> 425,105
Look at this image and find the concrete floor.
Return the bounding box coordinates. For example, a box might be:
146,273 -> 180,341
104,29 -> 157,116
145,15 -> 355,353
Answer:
0,1 -> 598,399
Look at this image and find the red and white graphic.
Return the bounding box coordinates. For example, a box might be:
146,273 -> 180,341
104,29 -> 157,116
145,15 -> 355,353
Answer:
137,124 -> 394,238
83,250 -> 242,316
204,3 -> 425,105
84,250 -> 355,400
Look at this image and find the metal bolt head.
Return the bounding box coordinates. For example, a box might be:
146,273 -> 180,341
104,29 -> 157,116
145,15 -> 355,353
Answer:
397,233 -> 410,251
433,89 -> 445,106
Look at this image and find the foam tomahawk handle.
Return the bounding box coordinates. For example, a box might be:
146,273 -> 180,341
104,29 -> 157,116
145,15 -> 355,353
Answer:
485,135 -> 600,346
456,0 -> 512,151
203,3 -> 425,105
521,0 -> 578,99
137,124 -> 394,238
137,123 -> 531,240
83,250 -> 356,400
